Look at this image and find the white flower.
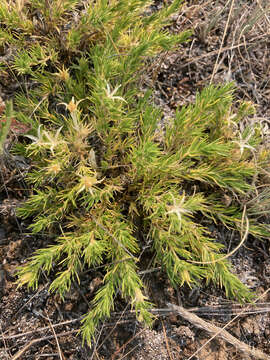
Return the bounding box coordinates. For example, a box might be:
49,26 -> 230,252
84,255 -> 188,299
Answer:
233,131 -> 256,157
25,124 -> 64,155
43,127 -> 63,155
166,193 -> 192,229
105,82 -> 127,103
25,124 -> 43,143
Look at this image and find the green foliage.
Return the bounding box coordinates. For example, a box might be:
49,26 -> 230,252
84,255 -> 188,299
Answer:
1,0 -> 270,345
0,101 -> 13,155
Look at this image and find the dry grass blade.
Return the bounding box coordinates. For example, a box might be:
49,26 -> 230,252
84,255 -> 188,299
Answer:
161,320 -> 173,360
177,34 -> 268,70
210,0 -> 235,83
45,310 -> 65,360
111,328 -> 146,360
188,206 -> 249,265
0,321 -> 11,359
11,338 -> 39,360
189,302 -> 270,316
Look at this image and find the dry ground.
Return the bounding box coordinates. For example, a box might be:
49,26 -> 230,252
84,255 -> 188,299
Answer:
1,0 -> 270,359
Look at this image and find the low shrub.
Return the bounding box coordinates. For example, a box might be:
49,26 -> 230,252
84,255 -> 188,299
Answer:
1,0 -> 269,344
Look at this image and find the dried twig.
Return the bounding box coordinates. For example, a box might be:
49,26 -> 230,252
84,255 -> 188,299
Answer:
0,316 -> 84,341
2,301 -> 270,343
11,330 -> 78,360
167,302 -> 270,360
